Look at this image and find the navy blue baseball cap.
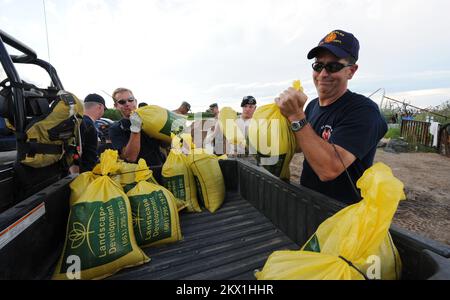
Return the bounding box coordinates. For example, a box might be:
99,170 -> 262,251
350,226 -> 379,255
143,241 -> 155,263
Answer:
241,95 -> 256,107
307,30 -> 360,61
84,93 -> 106,107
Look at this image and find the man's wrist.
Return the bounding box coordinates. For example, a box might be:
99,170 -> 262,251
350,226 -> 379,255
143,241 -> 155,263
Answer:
288,112 -> 306,122
130,127 -> 141,133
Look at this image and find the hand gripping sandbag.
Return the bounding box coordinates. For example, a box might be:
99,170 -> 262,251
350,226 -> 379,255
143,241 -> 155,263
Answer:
53,150 -> 149,280
127,159 -> 183,247
135,105 -> 186,143
218,107 -> 246,147
187,149 -> 225,213
256,162 -> 405,280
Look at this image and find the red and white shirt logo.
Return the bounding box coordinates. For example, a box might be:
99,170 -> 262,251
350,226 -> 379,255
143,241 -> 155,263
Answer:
321,125 -> 333,142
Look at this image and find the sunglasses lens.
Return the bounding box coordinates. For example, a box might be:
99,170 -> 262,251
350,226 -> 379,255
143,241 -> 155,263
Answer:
327,62 -> 344,73
117,97 -> 135,105
312,62 -> 324,72
312,62 -> 348,73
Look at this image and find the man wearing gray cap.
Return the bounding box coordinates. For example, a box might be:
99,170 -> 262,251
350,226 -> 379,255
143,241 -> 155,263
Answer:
275,29 -> 387,204
236,96 -> 257,155
70,93 -> 105,173
173,101 -> 191,116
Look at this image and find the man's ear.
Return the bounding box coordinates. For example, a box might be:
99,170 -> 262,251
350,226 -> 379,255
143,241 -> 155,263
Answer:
348,64 -> 358,80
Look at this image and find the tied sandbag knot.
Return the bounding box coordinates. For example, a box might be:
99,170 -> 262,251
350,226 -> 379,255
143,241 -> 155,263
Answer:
338,255 -> 370,280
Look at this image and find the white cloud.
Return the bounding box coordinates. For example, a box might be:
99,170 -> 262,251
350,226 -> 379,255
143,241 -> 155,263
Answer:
1,0 -> 450,112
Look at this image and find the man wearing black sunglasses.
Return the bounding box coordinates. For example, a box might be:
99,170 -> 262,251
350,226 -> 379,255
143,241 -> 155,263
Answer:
109,87 -> 167,172
275,30 -> 387,204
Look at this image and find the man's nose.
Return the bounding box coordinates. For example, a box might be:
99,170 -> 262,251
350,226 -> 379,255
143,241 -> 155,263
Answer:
318,68 -> 330,77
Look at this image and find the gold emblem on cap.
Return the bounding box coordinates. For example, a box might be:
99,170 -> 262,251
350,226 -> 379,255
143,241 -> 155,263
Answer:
324,32 -> 337,43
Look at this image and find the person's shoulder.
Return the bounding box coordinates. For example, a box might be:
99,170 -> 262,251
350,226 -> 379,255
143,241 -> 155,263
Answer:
109,119 -> 124,133
346,90 -> 380,110
308,97 -> 319,105
305,97 -> 319,111
82,115 -> 95,126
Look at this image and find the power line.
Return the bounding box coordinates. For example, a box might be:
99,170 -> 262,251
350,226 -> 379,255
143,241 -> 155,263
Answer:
42,0 -> 51,63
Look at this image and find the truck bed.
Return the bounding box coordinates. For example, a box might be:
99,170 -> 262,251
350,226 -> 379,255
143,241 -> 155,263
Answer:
110,192 -> 298,280
1,159 -> 449,280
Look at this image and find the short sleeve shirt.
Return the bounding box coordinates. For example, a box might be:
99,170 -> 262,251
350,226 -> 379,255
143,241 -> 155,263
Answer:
109,119 -> 166,167
79,115 -> 99,173
301,90 -> 388,204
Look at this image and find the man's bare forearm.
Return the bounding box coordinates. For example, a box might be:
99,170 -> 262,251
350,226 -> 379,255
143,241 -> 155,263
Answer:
293,124 -> 355,181
121,132 -> 141,162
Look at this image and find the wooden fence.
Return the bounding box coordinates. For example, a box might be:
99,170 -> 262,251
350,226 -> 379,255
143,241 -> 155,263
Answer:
400,119 -> 434,147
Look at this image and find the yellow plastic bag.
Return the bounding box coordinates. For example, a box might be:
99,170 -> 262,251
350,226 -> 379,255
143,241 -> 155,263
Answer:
256,162 -> 405,280
248,104 -> 295,180
187,149 -> 225,213
135,105 -> 186,143
53,150 -> 149,280
69,171 -> 98,206
127,159 -> 183,247
248,81 -> 302,180
110,161 -> 158,193
162,149 -> 202,213
218,107 -> 246,147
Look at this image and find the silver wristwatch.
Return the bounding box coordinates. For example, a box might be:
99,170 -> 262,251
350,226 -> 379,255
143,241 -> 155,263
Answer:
290,118 -> 308,132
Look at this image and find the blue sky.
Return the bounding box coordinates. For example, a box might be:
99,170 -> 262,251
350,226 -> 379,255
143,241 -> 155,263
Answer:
1,0 -> 450,112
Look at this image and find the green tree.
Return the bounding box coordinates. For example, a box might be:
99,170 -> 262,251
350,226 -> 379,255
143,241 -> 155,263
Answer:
103,108 -> 121,121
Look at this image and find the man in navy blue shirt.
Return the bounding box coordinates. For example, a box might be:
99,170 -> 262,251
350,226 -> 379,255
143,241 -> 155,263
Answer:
108,87 -> 166,168
276,30 -> 387,204
70,93 -> 105,173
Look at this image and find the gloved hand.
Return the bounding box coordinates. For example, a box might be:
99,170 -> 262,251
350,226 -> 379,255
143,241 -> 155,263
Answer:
130,112 -> 142,133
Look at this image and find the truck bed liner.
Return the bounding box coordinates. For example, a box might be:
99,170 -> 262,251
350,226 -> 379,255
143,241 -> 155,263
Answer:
110,192 -> 298,280
1,159 -> 449,280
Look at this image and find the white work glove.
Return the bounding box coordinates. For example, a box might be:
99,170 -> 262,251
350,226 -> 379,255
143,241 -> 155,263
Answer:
130,112 -> 142,133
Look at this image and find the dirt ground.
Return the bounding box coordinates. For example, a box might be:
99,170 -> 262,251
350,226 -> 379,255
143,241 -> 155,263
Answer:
289,149 -> 450,246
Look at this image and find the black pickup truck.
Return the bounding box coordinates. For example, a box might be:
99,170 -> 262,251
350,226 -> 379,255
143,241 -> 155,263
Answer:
1,30 -> 449,280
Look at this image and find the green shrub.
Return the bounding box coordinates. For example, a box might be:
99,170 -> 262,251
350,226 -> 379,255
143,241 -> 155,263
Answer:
384,128 -> 401,139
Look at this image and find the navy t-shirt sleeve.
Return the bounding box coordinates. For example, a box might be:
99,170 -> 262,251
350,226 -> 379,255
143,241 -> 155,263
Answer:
329,104 -> 387,160
109,123 -> 128,154
79,119 -> 99,172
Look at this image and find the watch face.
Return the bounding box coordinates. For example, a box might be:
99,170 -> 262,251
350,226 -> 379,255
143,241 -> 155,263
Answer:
291,122 -> 301,131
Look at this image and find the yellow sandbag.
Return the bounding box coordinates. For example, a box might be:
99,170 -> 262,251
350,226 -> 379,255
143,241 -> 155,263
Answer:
69,171 -> 98,206
135,105 -> 186,143
188,149 -> 225,213
218,107 -> 246,147
162,149 -> 201,213
171,133 -> 196,154
109,161 -> 158,193
247,81 -> 302,180
248,104 -> 295,180
53,150 -> 149,280
127,160 -> 183,247
256,162 -> 405,280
